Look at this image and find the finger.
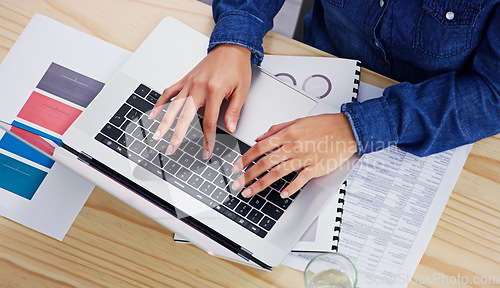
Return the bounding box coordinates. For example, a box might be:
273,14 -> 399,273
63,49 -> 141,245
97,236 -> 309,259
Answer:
202,92 -> 224,160
152,90 -> 188,146
167,96 -> 201,154
232,146 -> 289,191
240,160 -> 299,198
150,81 -> 183,119
280,166 -> 316,198
224,87 -> 247,133
232,134 -> 283,174
255,120 -> 295,142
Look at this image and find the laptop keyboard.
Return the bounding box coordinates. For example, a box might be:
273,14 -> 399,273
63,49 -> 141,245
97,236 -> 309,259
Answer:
95,84 -> 302,238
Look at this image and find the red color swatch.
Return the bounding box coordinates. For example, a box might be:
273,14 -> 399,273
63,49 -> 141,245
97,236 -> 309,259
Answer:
17,92 -> 82,135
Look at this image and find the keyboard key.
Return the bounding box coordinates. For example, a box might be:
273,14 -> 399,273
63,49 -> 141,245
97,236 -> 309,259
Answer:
187,174 -> 203,188
129,140 -> 146,154
237,192 -> 250,203
200,181 -> 216,195
267,190 -> 293,209
186,127 -> 203,141
145,134 -> 158,147
140,146 -> 156,161
259,216 -> 276,231
208,155 -> 224,170
213,174 -> 230,189
162,129 -> 174,142
190,160 -> 207,175
211,188 -> 228,203
122,120 -> 137,134
155,140 -> 169,153
235,202 -> 251,217
223,195 -> 240,210
152,153 -> 168,168
216,133 -> 238,150
132,127 -> 148,140
261,203 -> 284,221
100,123 -> 122,140
221,149 -> 239,164
149,121 -> 160,133
179,154 -> 195,168
168,149 -> 183,161
176,167 -> 192,181
201,167 -> 217,181
134,84 -> 151,97
110,104 -> 130,127
149,90 -> 161,100
247,209 -> 264,224
145,94 -> 157,104
126,108 -> 142,122
219,162 -> 233,177
270,179 -> 286,191
247,223 -> 267,238
212,142 -> 226,157
118,133 -> 134,147
138,115 -> 154,129
249,195 -> 265,209
183,141 -> 201,156
259,187 -> 272,198
126,94 -> 153,113
164,160 -> 181,175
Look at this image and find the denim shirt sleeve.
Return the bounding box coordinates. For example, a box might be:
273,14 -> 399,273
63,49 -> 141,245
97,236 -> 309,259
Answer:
342,4 -> 500,157
209,0 -> 285,65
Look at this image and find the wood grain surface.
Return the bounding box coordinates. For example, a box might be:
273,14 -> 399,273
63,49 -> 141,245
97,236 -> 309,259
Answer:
0,0 -> 498,287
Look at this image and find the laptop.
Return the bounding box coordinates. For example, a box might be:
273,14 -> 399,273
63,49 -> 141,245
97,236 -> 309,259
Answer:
4,17 -> 357,269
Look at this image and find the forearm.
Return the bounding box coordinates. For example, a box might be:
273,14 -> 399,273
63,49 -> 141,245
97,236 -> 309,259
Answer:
209,0 -> 285,65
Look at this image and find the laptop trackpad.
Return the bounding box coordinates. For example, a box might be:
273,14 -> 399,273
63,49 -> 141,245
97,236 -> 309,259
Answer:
218,67 -> 317,146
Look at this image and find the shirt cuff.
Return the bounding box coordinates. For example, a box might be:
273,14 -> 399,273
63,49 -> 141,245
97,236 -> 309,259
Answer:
341,97 -> 398,155
208,10 -> 267,65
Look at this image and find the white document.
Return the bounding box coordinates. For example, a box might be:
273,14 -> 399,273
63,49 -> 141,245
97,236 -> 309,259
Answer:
281,82 -> 471,288
0,15 -> 131,240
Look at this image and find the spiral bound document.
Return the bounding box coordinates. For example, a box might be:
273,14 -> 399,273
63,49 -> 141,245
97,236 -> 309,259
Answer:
174,55 -> 361,253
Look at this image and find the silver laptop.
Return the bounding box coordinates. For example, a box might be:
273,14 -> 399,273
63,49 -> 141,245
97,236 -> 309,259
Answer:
11,18 -> 357,269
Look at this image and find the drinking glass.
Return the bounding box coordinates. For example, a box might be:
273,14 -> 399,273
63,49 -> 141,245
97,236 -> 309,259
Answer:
304,253 -> 357,288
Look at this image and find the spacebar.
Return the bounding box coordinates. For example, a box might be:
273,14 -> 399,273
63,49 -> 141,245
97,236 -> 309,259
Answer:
142,162 -> 213,207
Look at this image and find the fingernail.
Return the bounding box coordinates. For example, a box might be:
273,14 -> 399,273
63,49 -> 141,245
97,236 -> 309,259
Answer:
242,188 -> 252,198
148,112 -> 154,120
232,164 -> 241,173
281,190 -> 289,199
232,180 -> 241,190
153,130 -> 161,140
166,145 -> 174,155
229,121 -> 236,133
202,149 -> 210,160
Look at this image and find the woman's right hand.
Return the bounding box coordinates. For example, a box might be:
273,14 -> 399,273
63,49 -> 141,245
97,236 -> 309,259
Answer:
149,44 -> 252,159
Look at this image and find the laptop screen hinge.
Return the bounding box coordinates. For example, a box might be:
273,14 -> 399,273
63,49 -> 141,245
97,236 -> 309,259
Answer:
237,247 -> 253,261
77,151 -> 93,164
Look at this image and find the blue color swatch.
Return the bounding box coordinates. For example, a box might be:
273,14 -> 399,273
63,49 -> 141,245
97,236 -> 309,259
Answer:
0,153 -> 48,200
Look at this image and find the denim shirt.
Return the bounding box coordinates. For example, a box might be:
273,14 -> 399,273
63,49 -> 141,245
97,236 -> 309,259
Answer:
209,0 -> 500,157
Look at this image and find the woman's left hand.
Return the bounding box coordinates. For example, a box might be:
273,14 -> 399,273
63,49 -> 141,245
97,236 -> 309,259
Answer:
231,113 -> 359,199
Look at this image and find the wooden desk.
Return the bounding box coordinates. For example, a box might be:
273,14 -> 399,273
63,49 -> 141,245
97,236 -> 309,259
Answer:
0,1 -> 499,287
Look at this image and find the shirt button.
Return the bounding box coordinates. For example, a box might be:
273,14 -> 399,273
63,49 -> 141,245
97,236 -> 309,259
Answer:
446,11 -> 455,20
380,0 -> 384,7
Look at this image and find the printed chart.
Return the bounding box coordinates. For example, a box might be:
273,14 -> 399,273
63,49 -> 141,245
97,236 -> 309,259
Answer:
0,62 -> 104,200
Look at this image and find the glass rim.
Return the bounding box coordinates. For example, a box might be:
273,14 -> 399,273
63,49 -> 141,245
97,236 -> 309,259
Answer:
303,252 -> 358,288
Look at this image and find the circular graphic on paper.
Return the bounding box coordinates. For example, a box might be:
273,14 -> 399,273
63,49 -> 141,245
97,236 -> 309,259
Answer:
302,74 -> 332,99
274,73 -> 297,86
